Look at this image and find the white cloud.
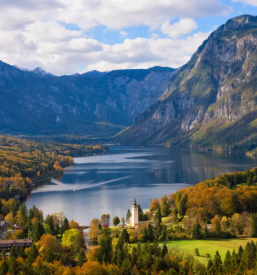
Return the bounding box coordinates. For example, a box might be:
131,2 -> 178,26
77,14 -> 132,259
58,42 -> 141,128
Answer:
119,31 -> 128,37
161,18 -> 198,38
231,0 -> 257,6
0,0 -> 231,75
151,33 -> 160,39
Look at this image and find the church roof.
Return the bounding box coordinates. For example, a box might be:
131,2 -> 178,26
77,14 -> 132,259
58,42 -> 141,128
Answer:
133,198 -> 137,206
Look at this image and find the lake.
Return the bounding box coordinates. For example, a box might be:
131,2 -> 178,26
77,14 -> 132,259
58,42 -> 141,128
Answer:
26,146 -> 257,225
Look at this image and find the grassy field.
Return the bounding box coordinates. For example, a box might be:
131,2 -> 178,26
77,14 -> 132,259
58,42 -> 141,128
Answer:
159,238 -> 257,265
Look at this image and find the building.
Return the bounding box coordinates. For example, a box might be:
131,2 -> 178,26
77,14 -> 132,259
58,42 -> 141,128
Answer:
131,199 -> 139,227
0,239 -> 33,251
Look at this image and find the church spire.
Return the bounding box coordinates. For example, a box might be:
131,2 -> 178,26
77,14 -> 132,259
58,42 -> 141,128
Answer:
133,198 -> 137,206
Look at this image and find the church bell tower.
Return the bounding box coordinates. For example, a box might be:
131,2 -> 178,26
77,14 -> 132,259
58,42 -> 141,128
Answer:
131,198 -> 139,227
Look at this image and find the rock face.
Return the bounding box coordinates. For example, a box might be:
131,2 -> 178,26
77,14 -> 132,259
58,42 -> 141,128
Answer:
0,63 -> 174,136
120,15 -> 257,149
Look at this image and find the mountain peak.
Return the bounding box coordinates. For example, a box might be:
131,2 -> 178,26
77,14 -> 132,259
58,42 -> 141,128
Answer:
218,14 -> 257,33
32,67 -> 54,76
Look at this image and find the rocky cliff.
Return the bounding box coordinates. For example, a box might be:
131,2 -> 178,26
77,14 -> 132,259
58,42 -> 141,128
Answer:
120,15 -> 257,151
0,63 -> 174,136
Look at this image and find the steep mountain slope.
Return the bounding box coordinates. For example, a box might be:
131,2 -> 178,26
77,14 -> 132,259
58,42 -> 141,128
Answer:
120,15 -> 257,151
0,62 -> 174,136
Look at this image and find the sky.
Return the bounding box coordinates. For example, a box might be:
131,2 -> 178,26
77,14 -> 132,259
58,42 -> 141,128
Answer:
0,0 -> 257,75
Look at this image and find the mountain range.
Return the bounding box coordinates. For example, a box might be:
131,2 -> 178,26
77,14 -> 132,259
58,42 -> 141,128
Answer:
0,61 -> 174,136
120,15 -> 257,152
1,14 -> 257,152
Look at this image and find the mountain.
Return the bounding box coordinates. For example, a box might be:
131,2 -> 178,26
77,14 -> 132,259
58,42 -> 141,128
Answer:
0,62 -> 175,136
120,15 -> 257,151
32,67 -> 54,76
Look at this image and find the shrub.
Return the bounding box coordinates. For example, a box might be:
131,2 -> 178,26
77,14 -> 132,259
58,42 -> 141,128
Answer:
194,248 -> 200,256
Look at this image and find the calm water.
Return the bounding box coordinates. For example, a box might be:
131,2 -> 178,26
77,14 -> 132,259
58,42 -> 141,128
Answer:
26,146 -> 257,225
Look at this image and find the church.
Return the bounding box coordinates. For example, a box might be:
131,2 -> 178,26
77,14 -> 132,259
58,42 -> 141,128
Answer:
127,199 -> 139,227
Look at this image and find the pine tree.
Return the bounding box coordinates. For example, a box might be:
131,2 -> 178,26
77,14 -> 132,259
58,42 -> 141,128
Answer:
44,249 -> 55,263
0,260 -> 8,275
121,229 -> 130,243
161,244 -> 168,258
62,218 -> 70,234
27,244 -> 39,263
223,250 -> 232,274
131,246 -> 137,267
45,215 -> 54,234
147,222 -> 154,241
77,250 -> 87,267
32,220 -> 44,242
8,257 -> 17,275
178,194 -> 187,216
213,251 -> 222,274
237,246 -> 244,265
192,218 -> 202,239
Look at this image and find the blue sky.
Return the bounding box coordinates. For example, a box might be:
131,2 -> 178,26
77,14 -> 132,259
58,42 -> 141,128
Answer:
0,0 -> 257,75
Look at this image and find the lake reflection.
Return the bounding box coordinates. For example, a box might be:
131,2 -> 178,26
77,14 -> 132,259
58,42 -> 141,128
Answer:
26,147 -> 257,225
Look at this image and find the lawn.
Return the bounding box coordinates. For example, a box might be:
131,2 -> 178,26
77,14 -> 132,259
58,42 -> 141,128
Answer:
159,238 -> 257,265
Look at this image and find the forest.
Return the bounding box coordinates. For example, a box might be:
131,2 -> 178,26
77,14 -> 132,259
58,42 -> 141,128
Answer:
1,149 -> 257,274
0,135 -> 107,199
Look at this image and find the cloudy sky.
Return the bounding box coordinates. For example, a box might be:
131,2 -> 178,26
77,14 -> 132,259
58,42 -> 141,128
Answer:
0,0 -> 257,75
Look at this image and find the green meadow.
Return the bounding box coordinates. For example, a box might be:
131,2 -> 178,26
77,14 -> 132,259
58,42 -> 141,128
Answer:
159,238 -> 257,265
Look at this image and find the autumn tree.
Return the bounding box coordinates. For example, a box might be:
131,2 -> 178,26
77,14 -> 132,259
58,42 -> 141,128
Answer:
150,198 -> 160,212
154,206 -> 162,227
89,218 -> 100,242
37,234 -> 62,254
62,229 -> 86,253
160,195 -> 169,217
113,216 -> 120,227
70,220 -> 79,229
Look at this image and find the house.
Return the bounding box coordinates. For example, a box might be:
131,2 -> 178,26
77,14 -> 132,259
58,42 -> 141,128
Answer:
0,239 -> 33,251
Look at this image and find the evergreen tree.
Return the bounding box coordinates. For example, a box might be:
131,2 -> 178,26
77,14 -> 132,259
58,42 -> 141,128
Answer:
8,255 -> 17,275
167,268 -> 178,275
138,204 -> 145,221
35,259 -> 48,275
213,251 -> 222,274
203,225 -> 209,238
154,206 -> 162,227
120,259 -> 132,275
131,246 -> 137,267
27,244 -> 39,263
178,194 -> 187,216
77,250 -> 87,267
237,246 -> 244,265
0,260 -> 8,275
97,229 -> 113,264
223,251 -> 232,274
32,220 -> 44,242
121,229 -> 130,243
43,249 -> 55,263
45,215 -> 54,234
147,222 -> 154,241
161,244 -> 168,258
126,209 -> 132,222
192,218 -> 202,239
62,218 -> 70,234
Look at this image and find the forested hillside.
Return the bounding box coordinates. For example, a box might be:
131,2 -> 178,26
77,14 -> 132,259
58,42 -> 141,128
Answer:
0,62 -> 174,137
0,136 -> 107,199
